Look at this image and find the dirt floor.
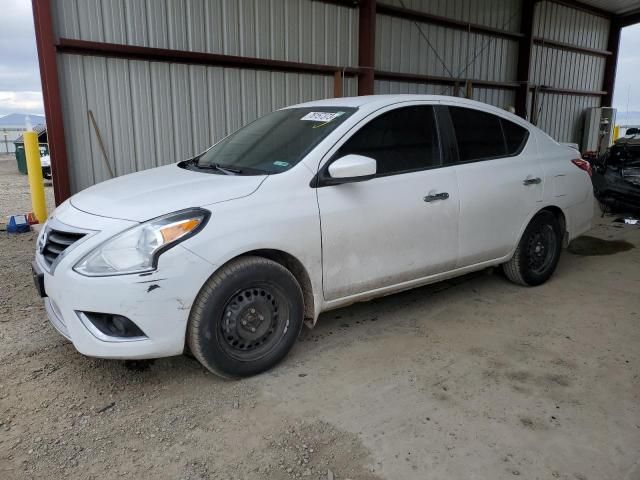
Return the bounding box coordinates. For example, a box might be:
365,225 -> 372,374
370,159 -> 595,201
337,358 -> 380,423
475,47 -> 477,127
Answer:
0,154 -> 639,480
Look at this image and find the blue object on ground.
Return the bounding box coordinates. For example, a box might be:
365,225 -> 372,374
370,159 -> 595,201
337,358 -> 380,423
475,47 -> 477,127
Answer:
7,214 -> 31,233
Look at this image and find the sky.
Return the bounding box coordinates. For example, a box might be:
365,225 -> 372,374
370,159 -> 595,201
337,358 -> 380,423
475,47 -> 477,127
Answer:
0,0 -> 639,119
612,23 -> 640,121
0,0 -> 42,117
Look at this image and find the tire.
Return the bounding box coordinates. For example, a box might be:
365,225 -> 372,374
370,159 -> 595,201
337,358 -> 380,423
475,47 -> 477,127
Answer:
187,256 -> 304,378
502,211 -> 563,287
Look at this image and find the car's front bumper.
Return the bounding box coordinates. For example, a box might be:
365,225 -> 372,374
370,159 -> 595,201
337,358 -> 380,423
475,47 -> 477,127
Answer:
35,203 -> 215,360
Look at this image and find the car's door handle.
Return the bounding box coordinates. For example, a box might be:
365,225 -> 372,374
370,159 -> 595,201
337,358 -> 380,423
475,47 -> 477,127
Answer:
523,177 -> 542,185
423,192 -> 450,202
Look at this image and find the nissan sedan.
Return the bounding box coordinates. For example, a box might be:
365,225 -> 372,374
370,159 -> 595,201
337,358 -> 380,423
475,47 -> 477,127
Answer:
33,95 -> 593,377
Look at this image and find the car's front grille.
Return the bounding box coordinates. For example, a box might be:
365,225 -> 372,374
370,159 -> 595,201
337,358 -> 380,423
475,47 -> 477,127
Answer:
41,229 -> 85,267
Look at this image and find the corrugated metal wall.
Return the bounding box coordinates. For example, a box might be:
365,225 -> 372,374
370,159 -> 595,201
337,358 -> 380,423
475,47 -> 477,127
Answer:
380,0 -> 522,32
374,0 -> 520,110
530,0 -> 608,143
52,0 -> 358,66
52,0 -> 358,192
535,93 -> 601,144
57,54 -> 357,192
374,0 -> 609,143
50,0 -> 611,193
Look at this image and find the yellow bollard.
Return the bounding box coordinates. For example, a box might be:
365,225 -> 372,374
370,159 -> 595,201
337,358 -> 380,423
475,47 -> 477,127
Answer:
613,125 -> 620,142
23,131 -> 48,223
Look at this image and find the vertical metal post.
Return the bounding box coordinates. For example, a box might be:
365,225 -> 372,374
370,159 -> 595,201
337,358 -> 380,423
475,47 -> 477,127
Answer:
24,130 -> 48,223
601,18 -> 621,107
333,71 -> 343,98
32,0 -> 71,205
358,0 -> 376,95
530,86 -> 539,126
516,0 -> 536,119
465,80 -> 473,99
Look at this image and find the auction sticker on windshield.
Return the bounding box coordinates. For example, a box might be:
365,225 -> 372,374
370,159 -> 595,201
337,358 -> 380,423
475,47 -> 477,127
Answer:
300,112 -> 344,122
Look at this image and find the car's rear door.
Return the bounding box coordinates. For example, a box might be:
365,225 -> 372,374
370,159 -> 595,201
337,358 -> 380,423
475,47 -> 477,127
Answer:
441,105 -> 543,266
316,104 -> 459,301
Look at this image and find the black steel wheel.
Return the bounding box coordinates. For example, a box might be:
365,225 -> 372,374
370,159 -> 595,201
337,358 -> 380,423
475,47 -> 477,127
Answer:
219,285 -> 290,362
187,256 -> 304,378
503,211 -> 563,286
525,224 -> 557,276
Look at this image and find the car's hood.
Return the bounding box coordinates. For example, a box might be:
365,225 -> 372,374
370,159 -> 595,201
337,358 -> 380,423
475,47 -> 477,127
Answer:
70,164 -> 267,221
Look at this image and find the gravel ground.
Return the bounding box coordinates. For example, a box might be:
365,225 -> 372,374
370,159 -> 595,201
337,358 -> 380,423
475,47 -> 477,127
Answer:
0,154 -> 55,223
1,154 -> 639,480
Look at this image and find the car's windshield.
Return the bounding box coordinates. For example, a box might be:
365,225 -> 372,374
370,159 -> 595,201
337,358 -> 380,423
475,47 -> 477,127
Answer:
188,107 -> 356,175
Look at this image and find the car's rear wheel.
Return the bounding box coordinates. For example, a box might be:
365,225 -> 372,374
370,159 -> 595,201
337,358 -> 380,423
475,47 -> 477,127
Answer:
502,211 -> 563,286
187,256 -> 304,378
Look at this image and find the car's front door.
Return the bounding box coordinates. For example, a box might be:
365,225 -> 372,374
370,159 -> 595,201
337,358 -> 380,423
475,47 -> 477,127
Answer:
442,105 -> 544,266
316,105 -> 459,301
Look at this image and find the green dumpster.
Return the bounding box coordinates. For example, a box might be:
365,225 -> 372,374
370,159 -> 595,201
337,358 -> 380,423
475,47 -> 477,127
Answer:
14,144 -> 27,174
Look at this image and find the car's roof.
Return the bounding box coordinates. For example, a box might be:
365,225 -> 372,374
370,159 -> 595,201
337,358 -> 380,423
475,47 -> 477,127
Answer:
287,94 -> 504,111
285,94 -> 538,136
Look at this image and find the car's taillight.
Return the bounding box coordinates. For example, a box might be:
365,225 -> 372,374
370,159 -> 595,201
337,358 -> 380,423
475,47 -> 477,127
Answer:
571,158 -> 592,177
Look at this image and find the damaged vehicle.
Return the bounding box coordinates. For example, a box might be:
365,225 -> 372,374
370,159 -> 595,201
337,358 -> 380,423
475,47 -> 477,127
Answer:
32,95 -> 594,378
592,134 -> 640,211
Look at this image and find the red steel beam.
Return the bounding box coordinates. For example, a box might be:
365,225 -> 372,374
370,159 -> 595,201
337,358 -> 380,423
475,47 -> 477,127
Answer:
374,70 -> 519,90
601,18 -> 621,107
333,71 -> 343,97
358,0 -> 376,95
57,39 -> 360,77
32,0 -> 71,205
533,86 -> 607,96
619,9 -> 640,27
313,0 -> 359,7
533,37 -> 612,57
516,0 -> 537,119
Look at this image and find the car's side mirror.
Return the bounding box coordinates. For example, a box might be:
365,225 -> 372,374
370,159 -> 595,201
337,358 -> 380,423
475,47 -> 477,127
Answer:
325,154 -> 377,185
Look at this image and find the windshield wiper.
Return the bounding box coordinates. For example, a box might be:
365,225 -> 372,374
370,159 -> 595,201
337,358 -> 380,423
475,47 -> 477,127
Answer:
212,163 -> 243,175
194,160 -> 243,175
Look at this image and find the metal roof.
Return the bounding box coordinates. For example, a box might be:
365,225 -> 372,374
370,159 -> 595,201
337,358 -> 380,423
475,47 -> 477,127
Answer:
578,0 -> 640,16
14,125 -> 47,144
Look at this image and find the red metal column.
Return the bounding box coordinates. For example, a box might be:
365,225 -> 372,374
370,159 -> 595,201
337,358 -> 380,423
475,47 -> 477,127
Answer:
601,18 -> 621,107
515,0 -> 536,119
358,0 -> 376,95
32,0 -> 71,205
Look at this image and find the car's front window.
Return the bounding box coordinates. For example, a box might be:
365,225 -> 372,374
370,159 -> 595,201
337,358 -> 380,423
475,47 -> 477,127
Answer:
185,107 -> 356,175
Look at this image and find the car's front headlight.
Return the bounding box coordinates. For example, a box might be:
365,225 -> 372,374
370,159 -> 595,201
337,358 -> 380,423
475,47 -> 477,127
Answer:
74,209 -> 209,277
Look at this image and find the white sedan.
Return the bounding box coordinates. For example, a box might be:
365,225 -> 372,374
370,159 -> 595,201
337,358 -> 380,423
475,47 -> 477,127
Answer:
33,95 -> 593,377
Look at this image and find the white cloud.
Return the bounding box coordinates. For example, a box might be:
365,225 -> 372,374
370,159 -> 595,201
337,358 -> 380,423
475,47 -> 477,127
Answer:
613,23 -> 640,113
0,91 -> 44,116
0,1 -> 43,117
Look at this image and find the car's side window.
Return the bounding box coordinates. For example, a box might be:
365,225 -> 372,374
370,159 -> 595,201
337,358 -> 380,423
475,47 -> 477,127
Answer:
501,117 -> 529,155
449,106 -> 507,162
335,106 -> 441,176
448,106 -> 530,163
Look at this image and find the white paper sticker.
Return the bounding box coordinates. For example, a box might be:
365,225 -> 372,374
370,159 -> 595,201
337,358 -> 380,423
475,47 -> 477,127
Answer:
301,111 -> 343,122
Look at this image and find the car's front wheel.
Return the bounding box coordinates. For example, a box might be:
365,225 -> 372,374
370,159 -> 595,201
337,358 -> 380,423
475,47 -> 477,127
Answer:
502,211 -> 563,286
187,256 -> 304,378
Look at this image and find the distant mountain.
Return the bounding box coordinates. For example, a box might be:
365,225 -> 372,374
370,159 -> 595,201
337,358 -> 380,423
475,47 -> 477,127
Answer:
0,113 -> 46,128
